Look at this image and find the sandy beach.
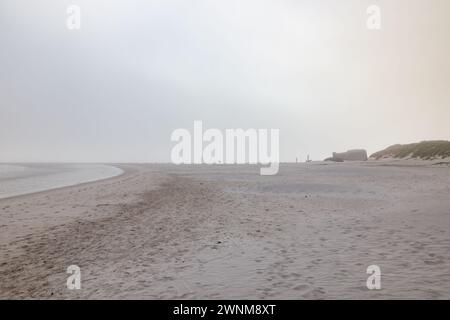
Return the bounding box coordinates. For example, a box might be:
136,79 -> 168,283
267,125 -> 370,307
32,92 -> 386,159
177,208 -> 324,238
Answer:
0,162 -> 449,299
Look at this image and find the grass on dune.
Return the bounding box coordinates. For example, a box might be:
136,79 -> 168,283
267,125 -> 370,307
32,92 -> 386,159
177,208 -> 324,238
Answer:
370,141 -> 450,160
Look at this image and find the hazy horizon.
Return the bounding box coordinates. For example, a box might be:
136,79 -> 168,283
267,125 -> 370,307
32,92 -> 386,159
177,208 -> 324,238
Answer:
1,0 -> 449,162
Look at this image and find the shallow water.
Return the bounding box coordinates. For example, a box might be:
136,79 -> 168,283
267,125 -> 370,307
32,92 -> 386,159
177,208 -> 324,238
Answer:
0,163 -> 123,199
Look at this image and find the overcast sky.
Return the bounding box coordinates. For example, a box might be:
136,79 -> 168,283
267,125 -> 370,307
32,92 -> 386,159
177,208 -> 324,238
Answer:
1,0 -> 449,162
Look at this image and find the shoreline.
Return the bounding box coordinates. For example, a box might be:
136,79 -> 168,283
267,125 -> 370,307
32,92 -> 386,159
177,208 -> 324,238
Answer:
0,164 -> 125,201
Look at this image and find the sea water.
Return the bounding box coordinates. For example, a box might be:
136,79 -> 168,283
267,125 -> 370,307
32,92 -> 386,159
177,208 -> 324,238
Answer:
0,163 -> 123,199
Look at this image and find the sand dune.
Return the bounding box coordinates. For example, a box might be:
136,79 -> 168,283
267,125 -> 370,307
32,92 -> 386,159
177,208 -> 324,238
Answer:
0,162 -> 449,299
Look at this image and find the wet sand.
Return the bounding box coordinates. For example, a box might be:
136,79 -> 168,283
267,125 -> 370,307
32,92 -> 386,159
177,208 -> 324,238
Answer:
0,162 -> 449,299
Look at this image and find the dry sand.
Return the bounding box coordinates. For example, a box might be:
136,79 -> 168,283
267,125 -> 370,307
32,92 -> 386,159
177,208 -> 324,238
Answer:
0,162 -> 449,299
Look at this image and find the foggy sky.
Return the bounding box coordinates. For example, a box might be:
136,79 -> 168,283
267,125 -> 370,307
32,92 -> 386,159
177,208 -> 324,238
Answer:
1,0 -> 449,162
